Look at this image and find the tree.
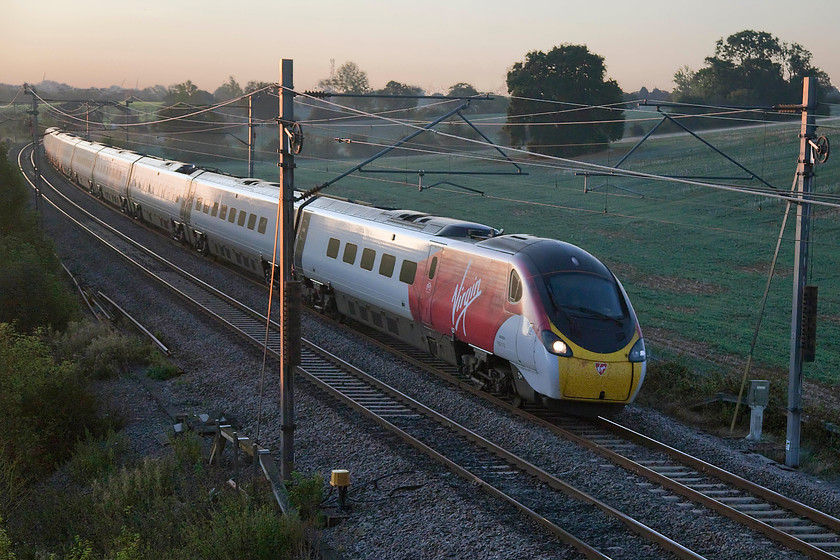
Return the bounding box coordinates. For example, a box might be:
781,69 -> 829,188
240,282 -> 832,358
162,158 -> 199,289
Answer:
245,81 -> 273,94
374,80 -> 423,113
155,80 -> 225,157
672,30 -> 833,107
505,45 -> 624,157
447,82 -> 479,97
213,75 -> 243,101
318,61 -> 371,94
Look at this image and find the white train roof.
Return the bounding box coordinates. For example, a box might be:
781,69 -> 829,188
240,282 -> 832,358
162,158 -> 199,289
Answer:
304,195 -> 501,240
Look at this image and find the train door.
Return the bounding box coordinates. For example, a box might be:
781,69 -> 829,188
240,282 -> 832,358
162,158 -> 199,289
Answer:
419,243 -> 445,327
508,268 -> 538,372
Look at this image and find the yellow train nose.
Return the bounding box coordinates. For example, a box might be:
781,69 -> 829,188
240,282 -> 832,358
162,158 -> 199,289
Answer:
561,358 -> 637,401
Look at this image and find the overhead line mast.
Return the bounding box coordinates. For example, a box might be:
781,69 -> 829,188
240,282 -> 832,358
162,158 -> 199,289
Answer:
783,77 -> 820,468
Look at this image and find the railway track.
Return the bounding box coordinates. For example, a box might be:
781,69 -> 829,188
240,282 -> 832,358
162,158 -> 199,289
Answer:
333,318 -> 840,559
18,145 -> 712,559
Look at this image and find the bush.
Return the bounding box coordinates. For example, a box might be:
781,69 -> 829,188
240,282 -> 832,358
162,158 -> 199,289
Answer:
177,492 -> 307,559
0,324 -> 106,479
0,237 -> 78,333
52,321 -> 153,380
67,429 -> 129,484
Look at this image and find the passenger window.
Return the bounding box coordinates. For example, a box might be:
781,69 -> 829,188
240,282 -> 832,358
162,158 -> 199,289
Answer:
247,213 -> 256,230
343,243 -> 357,264
399,260 -> 417,285
360,248 -> 375,271
258,217 -> 267,234
203,201 -> 210,214
220,205 -> 227,220
211,202 -> 219,217
238,211 -> 247,227
228,208 -> 237,223
428,256 -> 438,279
195,197 -> 202,210
509,269 -> 523,303
326,238 -> 339,259
379,254 -> 396,277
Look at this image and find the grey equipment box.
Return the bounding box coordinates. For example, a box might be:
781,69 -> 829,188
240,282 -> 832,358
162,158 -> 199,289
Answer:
747,380 -> 770,407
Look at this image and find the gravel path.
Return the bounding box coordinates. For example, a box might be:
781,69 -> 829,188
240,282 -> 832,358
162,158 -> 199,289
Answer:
37,165 -> 840,559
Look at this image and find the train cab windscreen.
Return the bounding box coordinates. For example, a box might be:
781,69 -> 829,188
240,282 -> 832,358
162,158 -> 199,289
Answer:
519,240 -> 635,353
541,271 -> 634,353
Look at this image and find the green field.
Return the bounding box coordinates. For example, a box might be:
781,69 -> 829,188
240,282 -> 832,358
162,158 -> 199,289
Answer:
6,104 -> 839,387
271,116 -> 840,386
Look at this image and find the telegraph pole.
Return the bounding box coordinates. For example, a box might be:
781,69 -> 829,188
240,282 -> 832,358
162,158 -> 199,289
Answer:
278,59 -> 300,481
23,83 -> 41,213
786,77 -> 817,468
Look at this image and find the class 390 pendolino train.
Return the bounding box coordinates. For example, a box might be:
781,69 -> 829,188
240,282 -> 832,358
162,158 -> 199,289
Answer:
43,127 -> 647,415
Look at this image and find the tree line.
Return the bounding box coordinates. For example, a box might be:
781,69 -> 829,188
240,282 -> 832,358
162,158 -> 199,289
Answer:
5,28 -> 834,162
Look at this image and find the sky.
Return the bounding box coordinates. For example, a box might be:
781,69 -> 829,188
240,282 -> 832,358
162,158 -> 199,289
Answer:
3,0 -> 839,96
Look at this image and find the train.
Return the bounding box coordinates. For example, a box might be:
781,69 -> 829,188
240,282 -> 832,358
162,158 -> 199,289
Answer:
43,127 -> 647,414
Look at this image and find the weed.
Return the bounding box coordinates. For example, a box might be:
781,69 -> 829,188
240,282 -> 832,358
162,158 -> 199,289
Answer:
176,490 -> 309,559
53,321 -> 154,380
171,430 -> 204,469
67,429 -> 129,484
287,471 -> 325,524
0,516 -> 14,560
145,352 -> 181,381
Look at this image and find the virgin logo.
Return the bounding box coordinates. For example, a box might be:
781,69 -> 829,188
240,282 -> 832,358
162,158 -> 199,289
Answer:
452,262 -> 483,336
595,363 -> 608,376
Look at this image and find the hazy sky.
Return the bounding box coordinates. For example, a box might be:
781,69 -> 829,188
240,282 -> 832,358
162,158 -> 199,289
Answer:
3,0 -> 839,96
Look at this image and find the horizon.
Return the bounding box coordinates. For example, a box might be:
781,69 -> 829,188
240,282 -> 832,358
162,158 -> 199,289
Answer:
3,1 -> 839,98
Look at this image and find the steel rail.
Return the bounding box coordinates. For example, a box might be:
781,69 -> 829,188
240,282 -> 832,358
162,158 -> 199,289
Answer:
21,147 -> 705,560
335,319 -> 840,560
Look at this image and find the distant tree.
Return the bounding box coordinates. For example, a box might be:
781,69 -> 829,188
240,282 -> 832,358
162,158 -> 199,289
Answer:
506,44 -> 624,157
213,75 -> 244,101
373,80 -> 423,113
241,81 -> 277,121
164,80 -> 214,105
672,30 -> 833,107
447,82 -> 479,97
311,61 -> 375,119
624,86 -> 670,102
155,80 -> 224,153
138,85 -> 168,101
318,61 -> 371,94
245,81 -> 273,94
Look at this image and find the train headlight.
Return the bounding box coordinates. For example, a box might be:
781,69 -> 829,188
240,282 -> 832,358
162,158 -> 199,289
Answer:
541,330 -> 572,357
628,338 -> 646,362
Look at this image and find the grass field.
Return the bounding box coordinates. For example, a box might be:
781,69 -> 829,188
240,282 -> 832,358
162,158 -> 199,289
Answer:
6,104 -> 839,388
256,114 -> 840,388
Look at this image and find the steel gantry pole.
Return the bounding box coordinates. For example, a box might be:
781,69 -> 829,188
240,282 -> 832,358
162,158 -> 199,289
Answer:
278,59 -> 300,481
248,93 -> 255,177
786,77 -> 817,468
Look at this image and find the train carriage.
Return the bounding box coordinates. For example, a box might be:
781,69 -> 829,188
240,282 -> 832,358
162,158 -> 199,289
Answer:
181,173 -> 280,276
43,128 -> 80,176
68,138 -> 104,191
92,146 -> 142,207
126,157 -> 202,235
